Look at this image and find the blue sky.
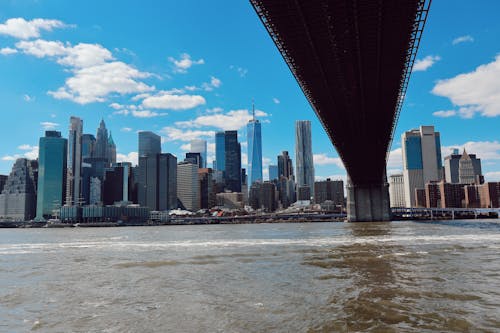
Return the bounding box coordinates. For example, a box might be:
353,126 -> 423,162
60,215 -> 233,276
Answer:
0,0 -> 499,182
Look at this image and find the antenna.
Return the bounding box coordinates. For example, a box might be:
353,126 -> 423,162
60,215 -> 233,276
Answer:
252,98 -> 255,121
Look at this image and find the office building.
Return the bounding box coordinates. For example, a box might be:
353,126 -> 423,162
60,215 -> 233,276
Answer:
247,105 -> 263,186
138,131 -> 161,157
35,131 -> 67,220
107,132 -> 116,165
215,132 -> 225,172
185,152 -> 202,168
177,162 -> 200,211
249,181 -> 277,212
297,185 -> 311,201
268,165 -> 278,181
479,182 -> 500,208
0,158 -> 38,220
402,126 -> 443,207
199,168 -> 215,209
102,162 -> 131,205
66,116 -> 83,206
190,139 -> 207,168
295,121 -> 314,196
95,119 -> 109,160
138,153 -> 177,211
444,149 -> 482,184
224,130 -> 241,192
389,174 -> 405,208
314,178 -> 344,206
0,175 -> 7,193
81,134 -> 96,160
278,151 -> 294,180
216,192 -> 244,209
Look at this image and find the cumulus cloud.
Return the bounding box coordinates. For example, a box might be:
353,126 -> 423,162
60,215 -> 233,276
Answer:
432,110 -> 457,118
161,127 -> 215,142
313,153 -> 345,169
432,55 -> 500,117
441,141 -> 500,161
0,47 -> 18,55
387,148 -> 403,169
201,76 -> 222,91
175,109 -> 269,131
40,121 -> 59,129
168,53 -> 204,73
452,35 -> 474,45
3,144 -> 39,161
121,127 -> 132,132
116,152 -> 138,166
131,110 -> 166,118
484,171 -> 500,182
140,91 -> 205,110
412,55 -> 441,72
0,18 -> 70,39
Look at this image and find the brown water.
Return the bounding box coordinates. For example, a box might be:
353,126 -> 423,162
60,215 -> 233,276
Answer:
1,220 -> 500,332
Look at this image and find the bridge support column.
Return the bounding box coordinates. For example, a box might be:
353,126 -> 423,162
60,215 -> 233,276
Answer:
346,176 -> 391,222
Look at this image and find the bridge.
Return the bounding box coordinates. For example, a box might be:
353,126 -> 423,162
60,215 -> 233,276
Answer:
250,0 -> 431,221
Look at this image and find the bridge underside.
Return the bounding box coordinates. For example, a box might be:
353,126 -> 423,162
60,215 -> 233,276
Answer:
251,0 -> 430,221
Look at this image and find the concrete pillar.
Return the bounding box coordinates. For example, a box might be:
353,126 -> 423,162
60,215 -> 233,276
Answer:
347,175 -> 391,222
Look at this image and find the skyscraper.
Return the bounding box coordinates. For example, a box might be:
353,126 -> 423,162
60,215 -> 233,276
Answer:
295,120 -> 314,196
444,148 -> 483,184
94,119 -> 109,160
138,131 -> 161,157
177,161 -> 200,211
389,174 -> 405,208
459,150 -> 482,184
107,131 -> 117,165
66,116 -> 83,206
224,130 -> 241,192
402,125 -> 443,207
268,165 -> 278,181
278,151 -> 294,179
247,104 -> 263,186
215,132 -> 225,172
138,153 -> 177,210
36,131 -> 67,220
81,134 -> 95,160
190,139 -> 207,168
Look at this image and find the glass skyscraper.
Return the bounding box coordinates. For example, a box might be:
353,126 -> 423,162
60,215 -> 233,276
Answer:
215,132 -> 225,172
247,111 -> 262,186
36,131 -> 67,219
224,130 -> 241,192
66,116 -> 83,206
138,131 -> 161,157
295,120 -> 315,195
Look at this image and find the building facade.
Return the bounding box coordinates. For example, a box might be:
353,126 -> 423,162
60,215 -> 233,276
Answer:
314,179 -> 344,207
138,131 -> 161,157
268,165 -> 278,181
224,130 -> 241,192
389,174 -> 405,208
36,131 -> 67,220
215,132 -> 225,172
66,116 -> 83,206
402,126 -> 443,207
190,139 -> 207,168
278,151 -> 294,180
177,162 -> 200,211
247,111 -> 263,186
295,121 -> 315,197
444,149 -> 482,184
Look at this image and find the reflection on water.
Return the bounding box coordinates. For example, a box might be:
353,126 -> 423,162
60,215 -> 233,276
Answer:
1,221 -> 500,332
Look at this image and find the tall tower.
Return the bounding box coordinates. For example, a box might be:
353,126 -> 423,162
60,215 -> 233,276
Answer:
138,131 -> 161,157
295,120 -> 315,195
215,132 -> 225,172
224,130 -> 241,192
95,119 -> 108,161
247,102 -> 263,186
278,151 -> 294,180
190,139 -> 207,168
36,131 -> 67,219
107,131 -> 117,165
66,116 -> 83,206
402,125 -> 443,207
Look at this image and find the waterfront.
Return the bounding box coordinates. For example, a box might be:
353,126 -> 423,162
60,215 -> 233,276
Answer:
1,220 -> 500,332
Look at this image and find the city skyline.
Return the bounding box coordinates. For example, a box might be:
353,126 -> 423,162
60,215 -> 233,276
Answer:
1,1 -> 500,182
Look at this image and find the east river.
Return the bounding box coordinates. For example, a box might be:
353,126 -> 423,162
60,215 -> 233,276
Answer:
1,220 -> 500,332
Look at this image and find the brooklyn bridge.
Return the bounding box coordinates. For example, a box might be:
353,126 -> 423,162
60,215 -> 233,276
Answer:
250,0 -> 432,221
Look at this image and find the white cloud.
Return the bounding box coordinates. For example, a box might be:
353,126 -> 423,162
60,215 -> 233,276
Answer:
452,35 -> 474,45
484,171 -> 500,182
23,146 -> 39,160
202,76 -> 221,91
141,91 -> 205,110
412,55 -> 441,72
4,145 -> 40,161
0,47 -> 18,55
40,121 -> 59,129
442,141 -> 500,161
131,110 -> 166,118
206,107 -> 223,114
262,157 -> 272,167
168,53 -> 204,73
121,127 -> 132,132
113,109 -> 130,116
432,55 -> 500,117
0,18 -> 69,39
272,97 -> 280,104
229,65 -> 248,77
18,144 -> 35,150
432,110 -> 457,118
387,148 -> 403,169
116,152 -> 138,166
23,94 -> 34,102
161,127 -> 215,142
242,153 -> 248,166
175,109 -> 269,131
313,153 -> 344,168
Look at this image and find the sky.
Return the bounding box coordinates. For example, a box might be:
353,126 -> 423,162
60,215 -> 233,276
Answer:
0,0 -> 499,182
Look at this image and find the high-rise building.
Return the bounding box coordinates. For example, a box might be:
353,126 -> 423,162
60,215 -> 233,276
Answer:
224,130 -> 241,192
81,134 -> 96,160
138,153 -> 177,211
66,116 -> 83,206
278,151 -> 294,180
401,126 -> 443,207
177,162 -> 200,211
314,178 -> 344,206
94,119 -> 108,160
249,181 -> 277,212
444,149 -> 482,184
268,165 -> 278,181
199,168 -> 215,209
36,131 -> 67,220
107,131 -> 117,165
185,152 -> 202,168
295,121 -> 315,196
102,162 -> 131,205
190,139 -> 207,168
247,105 -> 262,186
0,158 -> 38,220
459,150 -> 482,184
215,132 -> 225,172
138,131 -> 161,157
389,174 -> 405,208
0,175 -> 7,193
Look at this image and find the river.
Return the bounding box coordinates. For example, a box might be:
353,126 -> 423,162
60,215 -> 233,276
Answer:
1,220 -> 500,332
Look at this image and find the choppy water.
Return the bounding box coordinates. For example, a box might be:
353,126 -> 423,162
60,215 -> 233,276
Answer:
1,220 -> 500,332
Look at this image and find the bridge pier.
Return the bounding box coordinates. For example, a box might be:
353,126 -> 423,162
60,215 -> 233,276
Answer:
346,176 -> 391,222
